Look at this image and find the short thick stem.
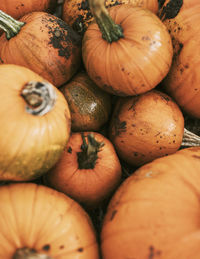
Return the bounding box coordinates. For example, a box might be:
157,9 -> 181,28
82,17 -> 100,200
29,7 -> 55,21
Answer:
77,133 -> 104,169
13,248 -> 53,259
88,0 -> 124,43
0,10 -> 25,39
21,81 -> 56,116
182,128 -> 200,147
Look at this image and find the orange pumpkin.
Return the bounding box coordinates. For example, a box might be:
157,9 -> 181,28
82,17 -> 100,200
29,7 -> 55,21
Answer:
0,0 -> 57,19
62,0 -> 159,35
82,0 -> 173,96
60,71 -> 111,132
0,183 -> 99,258
44,132 -> 122,208
109,90 -> 184,166
0,10 -> 81,87
159,1 -> 200,118
101,146 -> 200,259
0,64 -> 71,181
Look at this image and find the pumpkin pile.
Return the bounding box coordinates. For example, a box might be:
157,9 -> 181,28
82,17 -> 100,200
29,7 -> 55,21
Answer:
0,0 -> 200,258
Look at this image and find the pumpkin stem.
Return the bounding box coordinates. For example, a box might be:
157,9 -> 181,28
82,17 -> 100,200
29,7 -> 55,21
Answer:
77,133 -> 104,169
0,10 -> 25,40
182,128 -> 200,147
13,247 -> 53,259
21,81 -> 56,116
88,0 -> 124,43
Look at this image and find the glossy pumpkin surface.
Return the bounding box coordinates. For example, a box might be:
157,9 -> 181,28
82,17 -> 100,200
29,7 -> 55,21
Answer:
82,4 -> 173,96
0,183 -> 99,258
62,0 -> 159,35
44,132 -> 122,208
0,64 -> 71,181
159,2 -> 200,118
60,71 -> 111,132
109,90 -> 184,166
101,146 -> 200,259
0,11 -> 82,87
0,0 -> 57,19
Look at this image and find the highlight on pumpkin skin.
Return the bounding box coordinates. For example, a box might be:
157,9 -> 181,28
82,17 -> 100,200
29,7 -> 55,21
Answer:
0,10 -> 82,87
0,183 -> 100,258
43,131 -> 122,209
82,0 -> 173,96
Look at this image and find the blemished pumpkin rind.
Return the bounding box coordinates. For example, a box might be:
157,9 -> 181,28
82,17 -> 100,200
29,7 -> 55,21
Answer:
101,146 -> 200,259
43,132 -> 122,208
0,183 -> 100,258
0,64 -> 71,181
0,0 -> 57,19
62,0 -> 159,36
82,4 -> 173,96
0,11 -> 82,87
159,2 -> 200,118
109,90 -> 184,166
60,71 -> 111,132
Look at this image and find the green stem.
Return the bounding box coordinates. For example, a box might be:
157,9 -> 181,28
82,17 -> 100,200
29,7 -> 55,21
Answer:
182,128 -> 200,147
0,10 -> 25,39
77,133 -> 104,169
13,247 -> 53,259
21,81 -> 56,116
88,0 -> 124,43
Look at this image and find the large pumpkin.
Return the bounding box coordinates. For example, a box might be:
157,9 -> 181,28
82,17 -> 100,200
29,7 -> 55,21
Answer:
60,71 -> 111,132
0,10 -> 81,87
0,0 -> 57,19
62,0 -> 159,36
101,146 -> 200,259
159,1 -> 200,118
0,183 -> 99,258
0,64 -> 71,181
82,0 -> 173,96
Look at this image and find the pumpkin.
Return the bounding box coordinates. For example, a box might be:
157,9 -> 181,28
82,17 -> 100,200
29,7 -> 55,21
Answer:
158,1 -> 200,118
0,182 -> 99,258
0,0 -> 57,19
60,71 -> 111,132
0,64 -> 71,181
101,146 -> 200,259
43,132 -> 122,208
0,10 -> 82,87
109,90 -> 185,166
62,0 -> 159,36
82,0 -> 173,96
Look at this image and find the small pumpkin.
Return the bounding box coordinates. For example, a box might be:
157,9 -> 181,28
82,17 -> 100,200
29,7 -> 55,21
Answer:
0,0 -> 57,19
82,0 -> 173,96
0,10 -> 82,87
44,132 -> 122,208
62,0 -> 159,36
0,183 -> 99,258
109,90 -> 184,166
0,64 -> 71,181
60,71 -> 111,132
101,146 -> 200,259
158,1 -> 200,118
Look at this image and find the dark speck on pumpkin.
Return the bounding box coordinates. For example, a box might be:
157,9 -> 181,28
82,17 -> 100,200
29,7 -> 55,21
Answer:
42,244 -> 51,251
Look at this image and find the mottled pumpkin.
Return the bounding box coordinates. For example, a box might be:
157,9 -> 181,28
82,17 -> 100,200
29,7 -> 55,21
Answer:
60,71 -> 111,132
62,0 -> 159,36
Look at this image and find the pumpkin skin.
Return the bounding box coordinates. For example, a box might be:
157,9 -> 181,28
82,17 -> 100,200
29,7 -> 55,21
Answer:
101,146 -> 200,259
0,64 -> 71,181
0,0 -> 57,19
62,0 -> 159,36
0,183 -> 99,258
82,4 -> 173,96
109,90 -> 184,166
60,71 -> 111,132
0,11 -> 82,87
44,132 -> 122,208
159,2 -> 200,118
